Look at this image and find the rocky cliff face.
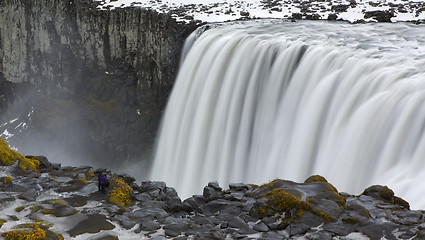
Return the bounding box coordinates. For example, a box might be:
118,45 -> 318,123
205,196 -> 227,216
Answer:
0,0 -> 199,171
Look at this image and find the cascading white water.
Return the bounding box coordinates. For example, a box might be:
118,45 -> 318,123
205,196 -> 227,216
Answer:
151,20 -> 425,209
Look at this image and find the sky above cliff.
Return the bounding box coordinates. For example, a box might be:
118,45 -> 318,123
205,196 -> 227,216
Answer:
94,0 -> 425,23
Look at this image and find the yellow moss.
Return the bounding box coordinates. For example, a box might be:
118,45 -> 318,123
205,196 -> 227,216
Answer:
310,208 -> 333,222
42,209 -> 55,215
1,223 -> 46,240
18,158 -> 40,173
0,219 -> 7,228
378,186 -> 394,200
292,201 -> 312,219
257,206 -> 267,217
3,176 -> 13,184
108,177 -> 133,207
304,175 -> 328,184
394,196 -> 410,209
31,220 -> 53,228
30,206 -> 40,213
323,182 -> 339,194
51,199 -> 66,205
62,167 -> 75,173
342,217 -> 359,224
298,198 -> 335,223
70,178 -> 88,185
265,188 -> 301,212
85,171 -> 95,180
15,206 -> 25,212
0,137 -> 23,166
259,179 -> 282,188
257,188 -> 301,217
48,230 -> 64,240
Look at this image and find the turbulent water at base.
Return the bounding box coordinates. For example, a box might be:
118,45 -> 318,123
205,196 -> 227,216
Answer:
151,20 -> 425,209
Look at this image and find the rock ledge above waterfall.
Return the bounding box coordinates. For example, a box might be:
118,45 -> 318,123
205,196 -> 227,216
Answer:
94,0 -> 425,23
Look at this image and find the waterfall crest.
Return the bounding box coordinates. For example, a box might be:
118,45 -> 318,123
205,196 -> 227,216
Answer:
151,21 -> 425,209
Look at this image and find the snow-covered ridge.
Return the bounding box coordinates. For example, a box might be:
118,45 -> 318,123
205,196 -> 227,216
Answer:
93,0 -> 425,23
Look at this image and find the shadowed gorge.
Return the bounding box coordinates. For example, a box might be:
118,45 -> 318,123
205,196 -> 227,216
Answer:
0,0 -> 198,173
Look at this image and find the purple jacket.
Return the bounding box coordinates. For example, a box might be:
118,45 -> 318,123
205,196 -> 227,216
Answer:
99,174 -> 108,185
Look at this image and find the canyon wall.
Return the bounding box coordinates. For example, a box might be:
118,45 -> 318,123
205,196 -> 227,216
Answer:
0,0 -> 199,171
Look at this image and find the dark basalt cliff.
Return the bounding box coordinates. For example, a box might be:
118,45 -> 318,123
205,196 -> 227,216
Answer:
0,0 -> 199,169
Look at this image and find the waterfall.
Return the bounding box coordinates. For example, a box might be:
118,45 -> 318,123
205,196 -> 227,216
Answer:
151,20 -> 425,209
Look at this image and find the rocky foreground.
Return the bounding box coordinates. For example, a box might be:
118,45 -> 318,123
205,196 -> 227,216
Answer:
1,137 -> 424,240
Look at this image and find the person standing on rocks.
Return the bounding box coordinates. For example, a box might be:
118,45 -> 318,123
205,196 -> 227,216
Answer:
98,171 -> 109,193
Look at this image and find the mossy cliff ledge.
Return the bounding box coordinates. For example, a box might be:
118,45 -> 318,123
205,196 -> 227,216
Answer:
0,0 -> 199,166
1,139 -> 423,239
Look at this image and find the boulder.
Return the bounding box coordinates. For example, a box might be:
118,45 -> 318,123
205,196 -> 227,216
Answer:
208,181 -> 222,191
364,10 -> 394,22
140,221 -> 161,231
67,214 -> 115,237
200,199 -> 233,216
19,189 -> 38,201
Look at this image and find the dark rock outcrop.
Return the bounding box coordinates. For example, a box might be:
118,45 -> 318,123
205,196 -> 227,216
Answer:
364,10 -> 395,22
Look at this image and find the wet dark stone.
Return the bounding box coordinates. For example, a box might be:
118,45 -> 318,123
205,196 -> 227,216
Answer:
208,181 -> 222,191
114,215 -> 136,230
217,205 -> 243,221
65,195 -> 88,207
304,231 -> 333,240
203,186 -> 223,200
200,199 -> 229,215
228,183 -> 251,192
184,195 -> 207,212
225,191 -> 244,201
19,189 -> 38,201
323,222 -> 355,236
260,231 -> 289,239
358,222 -> 399,240
52,203 -> 78,217
288,222 -> 309,236
228,216 -> 249,229
331,4 -> 350,12
134,192 -> 152,202
394,210 -> 422,225
67,214 -> 115,237
364,10 -> 394,22
298,211 -> 324,227
253,222 -> 269,232
328,13 -> 338,20
92,235 -> 119,240
116,173 -> 135,184
140,221 -> 161,231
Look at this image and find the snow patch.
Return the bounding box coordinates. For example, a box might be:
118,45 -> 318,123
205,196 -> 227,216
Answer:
93,0 -> 425,23
0,129 -> 13,140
